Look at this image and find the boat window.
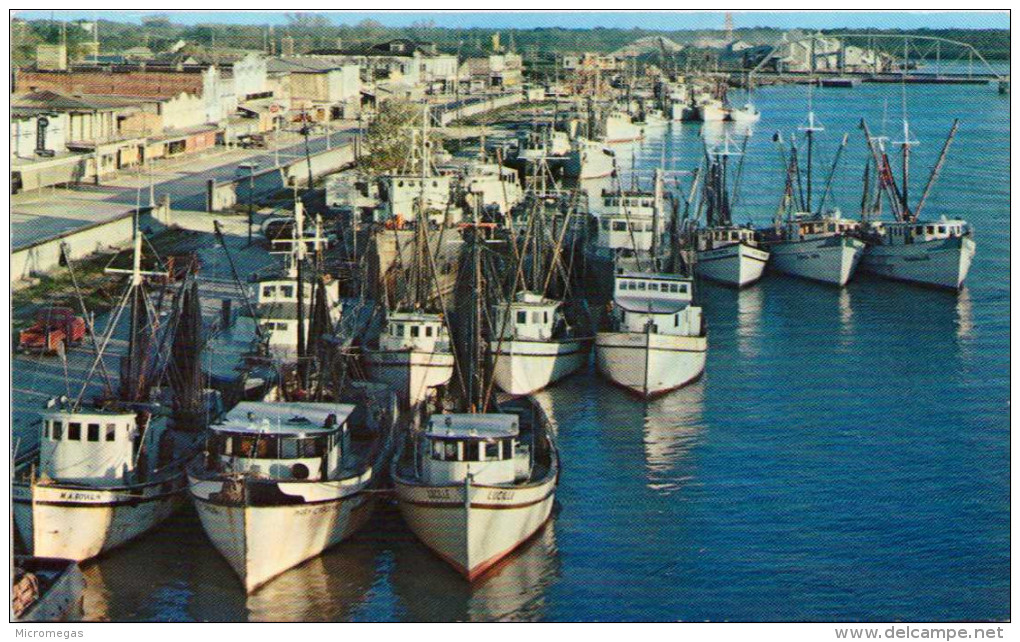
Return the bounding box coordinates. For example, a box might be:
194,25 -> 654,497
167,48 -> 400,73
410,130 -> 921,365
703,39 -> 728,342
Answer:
43,421 -> 50,439
87,423 -> 100,442
731,231 -> 739,241
544,311 -> 549,324
411,326 -> 420,338
649,283 -> 659,291
638,281 -> 647,290
68,422 -> 82,441
915,226 -> 924,234
300,437 -> 326,458
280,285 -> 294,298
612,221 -> 626,232
425,326 -> 433,337
679,283 -> 689,294
236,435 -> 258,457
262,285 -> 276,298
502,438 -> 515,460
938,226 -> 946,234
444,441 -> 458,461
485,441 -> 499,461
601,220 -> 610,231
670,284 -> 679,293
277,322 -> 289,331
828,224 -> 836,233
280,437 -> 299,458
927,226 -> 935,234
52,421 -> 63,440
396,324 -> 405,337
464,441 -> 480,462
675,313 -> 680,327
642,200 -> 652,207
106,423 -> 117,442
397,181 -> 404,187
431,440 -> 444,460
516,311 -> 527,324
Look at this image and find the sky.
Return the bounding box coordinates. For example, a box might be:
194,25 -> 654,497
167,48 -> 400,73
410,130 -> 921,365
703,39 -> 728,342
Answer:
12,10 -> 1011,31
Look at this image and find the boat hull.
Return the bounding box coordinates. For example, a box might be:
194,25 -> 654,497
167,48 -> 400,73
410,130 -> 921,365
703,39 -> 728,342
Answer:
860,235 -> 975,290
696,242 -> 770,288
189,479 -> 377,593
12,477 -> 186,562
489,337 -> 593,396
564,147 -> 614,180
394,477 -> 556,580
363,348 -> 455,407
765,235 -> 865,286
595,331 -> 707,398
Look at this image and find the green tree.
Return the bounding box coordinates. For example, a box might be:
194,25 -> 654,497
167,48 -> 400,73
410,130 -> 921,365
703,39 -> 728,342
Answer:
360,100 -> 441,175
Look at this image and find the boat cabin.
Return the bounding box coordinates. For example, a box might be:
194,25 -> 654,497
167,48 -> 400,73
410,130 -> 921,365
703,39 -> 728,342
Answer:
462,162 -> 524,214
253,275 -> 342,359
774,210 -> 860,241
877,218 -> 970,245
516,128 -> 570,161
378,173 -> 457,225
38,408 -> 167,484
418,413 -> 527,485
591,190 -> 663,254
491,291 -> 561,342
611,272 -> 702,337
205,401 -> 355,481
695,225 -> 759,251
379,311 -> 450,353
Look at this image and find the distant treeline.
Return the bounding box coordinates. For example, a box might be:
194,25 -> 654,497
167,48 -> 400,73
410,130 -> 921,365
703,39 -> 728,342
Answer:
11,16 -> 1011,65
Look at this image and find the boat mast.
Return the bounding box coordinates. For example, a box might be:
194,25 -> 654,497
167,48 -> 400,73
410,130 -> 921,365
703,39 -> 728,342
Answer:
798,86 -> 824,213
894,87 -> 918,220
294,197 -> 308,391
914,119 -> 960,220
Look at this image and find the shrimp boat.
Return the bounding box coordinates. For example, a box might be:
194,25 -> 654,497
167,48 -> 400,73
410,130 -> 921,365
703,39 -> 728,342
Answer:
364,105 -> 456,408
13,220 -> 212,561
489,191 -> 594,395
393,216 -> 559,581
693,135 -> 770,287
596,269 -> 707,397
602,109 -> 645,144
760,106 -> 865,286
187,387 -> 399,593
857,117 -> 975,290
585,169 -> 671,296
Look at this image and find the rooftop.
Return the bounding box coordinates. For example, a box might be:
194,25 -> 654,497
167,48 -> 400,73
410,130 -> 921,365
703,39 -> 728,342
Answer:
213,401 -> 356,436
425,413 -> 520,439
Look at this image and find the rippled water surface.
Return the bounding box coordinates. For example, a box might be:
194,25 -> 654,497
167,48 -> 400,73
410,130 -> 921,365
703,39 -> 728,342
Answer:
77,80 -> 1009,621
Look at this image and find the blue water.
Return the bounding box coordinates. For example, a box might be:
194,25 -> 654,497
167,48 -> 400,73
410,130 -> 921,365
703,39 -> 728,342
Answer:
76,80 -> 1009,621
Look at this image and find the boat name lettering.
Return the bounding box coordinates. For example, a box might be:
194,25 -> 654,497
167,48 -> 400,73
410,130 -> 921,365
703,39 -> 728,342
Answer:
487,489 -> 515,501
426,488 -> 453,500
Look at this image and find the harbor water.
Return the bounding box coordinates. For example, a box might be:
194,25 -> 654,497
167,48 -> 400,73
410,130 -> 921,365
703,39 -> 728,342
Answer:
71,80 -> 1008,621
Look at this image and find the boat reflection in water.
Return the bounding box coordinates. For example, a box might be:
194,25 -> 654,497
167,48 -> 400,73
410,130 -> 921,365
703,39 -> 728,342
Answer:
391,504 -> 560,621
838,288 -> 855,349
642,382 -> 706,495
735,285 -> 765,359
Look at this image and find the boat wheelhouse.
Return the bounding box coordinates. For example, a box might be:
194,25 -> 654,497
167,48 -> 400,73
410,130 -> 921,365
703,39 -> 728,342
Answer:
378,173 -> 458,226
595,271 -> 707,398
252,273 -> 342,362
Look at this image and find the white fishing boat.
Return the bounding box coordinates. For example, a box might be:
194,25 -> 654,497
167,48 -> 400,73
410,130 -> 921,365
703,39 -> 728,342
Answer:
698,99 -> 728,122
13,221 -> 211,562
693,138 -> 770,287
760,213 -> 866,286
761,107 -> 865,286
459,158 -> 524,215
489,292 -> 593,396
363,311 -> 456,408
860,219 -> 975,290
392,399 -> 558,581
188,388 -> 398,594
596,270 -> 707,398
695,227 -> 770,287
727,102 -> 761,123
603,110 -> 644,144
563,137 -> 615,180
858,118 -> 975,290
585,170 -> 669,292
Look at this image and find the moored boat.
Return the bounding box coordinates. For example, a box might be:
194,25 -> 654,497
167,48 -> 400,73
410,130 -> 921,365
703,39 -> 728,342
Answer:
188,387 -> 399,593
595,270 -> 707,398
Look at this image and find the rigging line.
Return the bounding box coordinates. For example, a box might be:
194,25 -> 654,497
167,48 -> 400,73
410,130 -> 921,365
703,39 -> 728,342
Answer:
60,243 -> 115,397
74,283 -> 134,410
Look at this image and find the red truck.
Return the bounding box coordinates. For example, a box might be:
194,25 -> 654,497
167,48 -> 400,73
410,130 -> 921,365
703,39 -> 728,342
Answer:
18,307 -> 87,354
